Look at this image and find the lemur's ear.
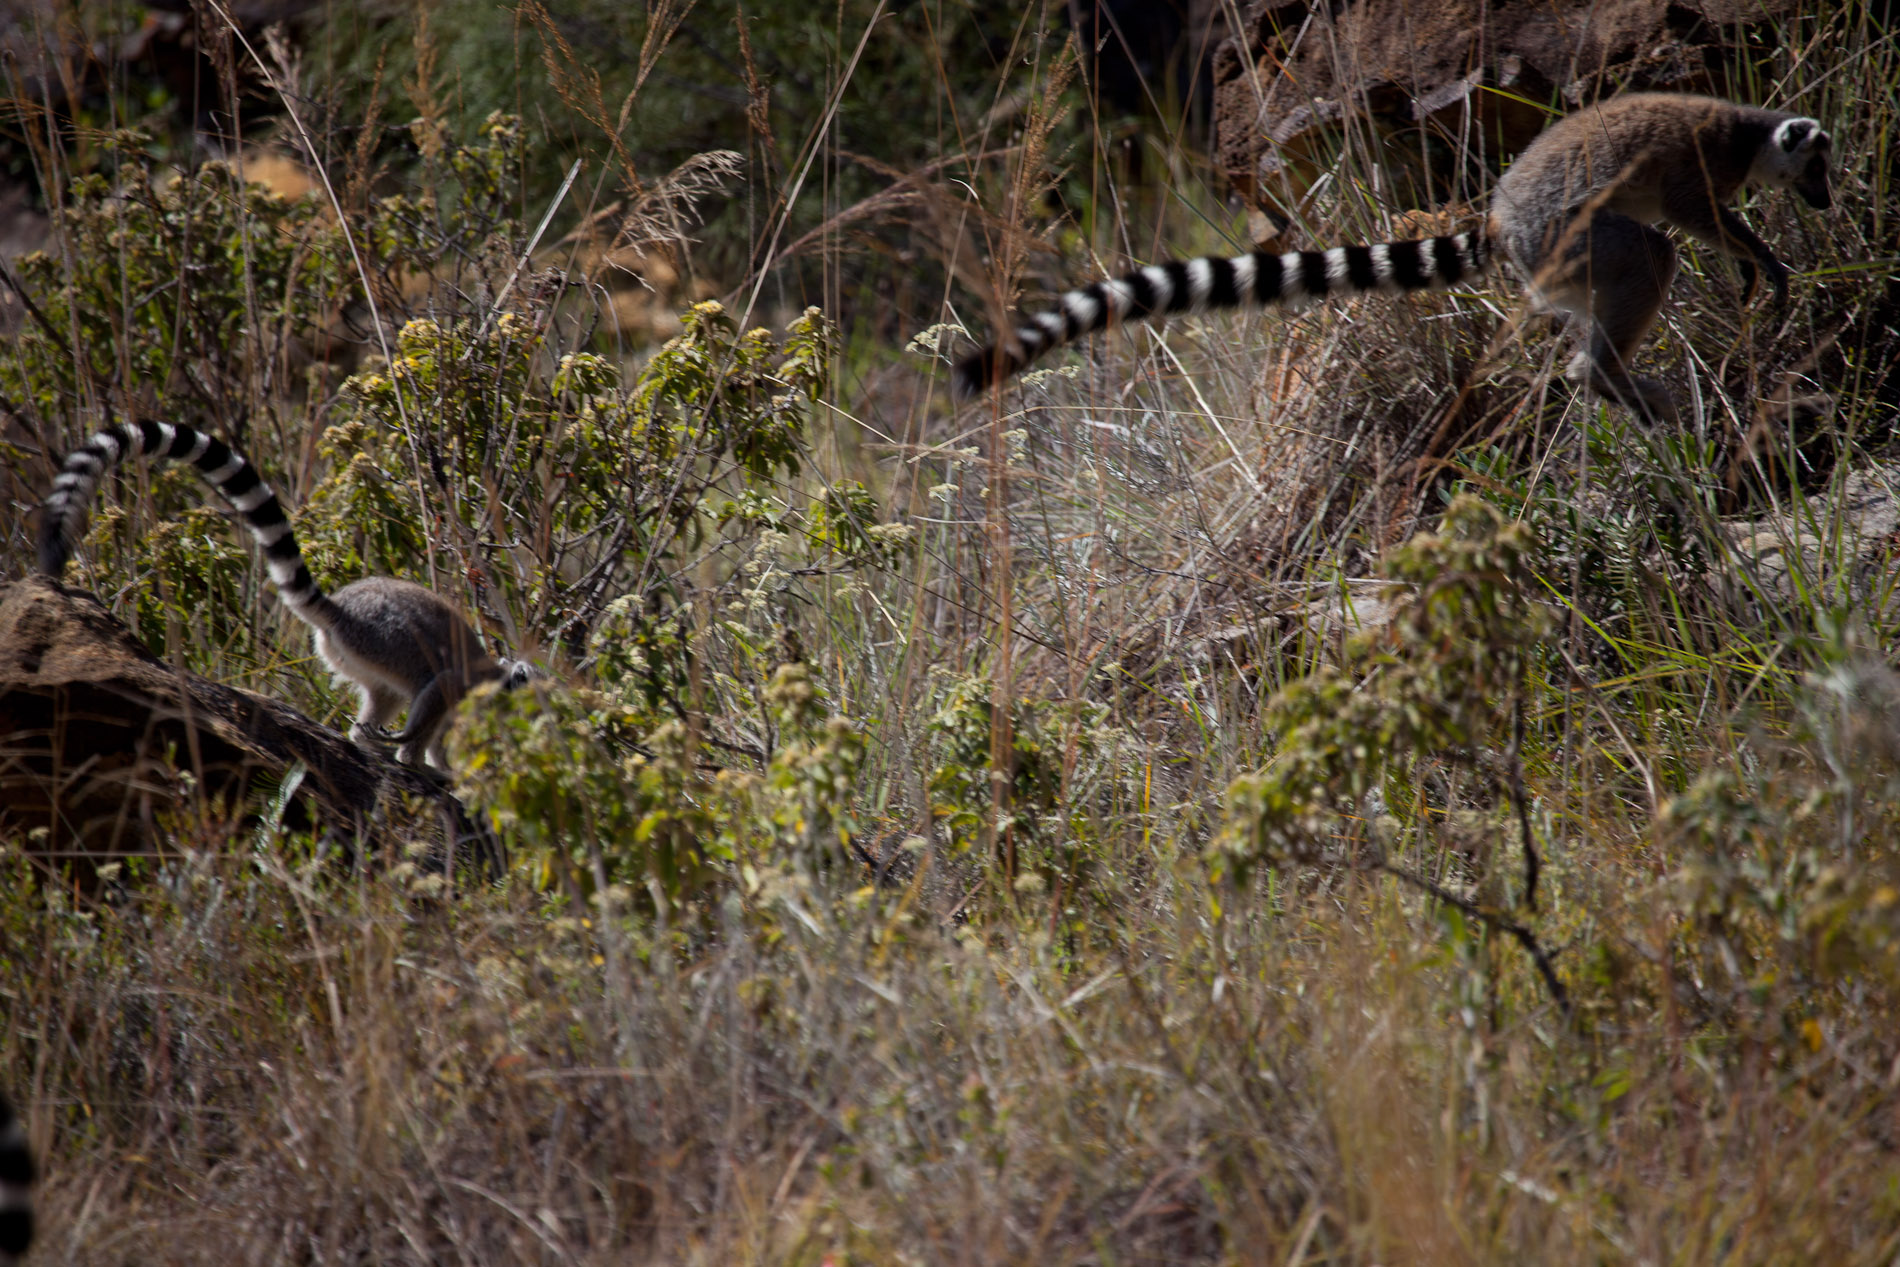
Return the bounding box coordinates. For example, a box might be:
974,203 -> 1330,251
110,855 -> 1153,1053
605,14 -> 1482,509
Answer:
1775,118 -> 1823,153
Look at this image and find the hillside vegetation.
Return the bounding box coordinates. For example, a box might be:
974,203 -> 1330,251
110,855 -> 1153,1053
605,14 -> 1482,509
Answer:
2,2 -> 1899,1262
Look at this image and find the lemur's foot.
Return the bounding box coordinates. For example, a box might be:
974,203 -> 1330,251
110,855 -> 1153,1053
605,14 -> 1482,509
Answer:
1567,353 -> 1681,426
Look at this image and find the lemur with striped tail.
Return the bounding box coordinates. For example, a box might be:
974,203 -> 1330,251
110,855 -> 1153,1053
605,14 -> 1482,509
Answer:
37,420 -> 533,772
954,94 -> 1833,422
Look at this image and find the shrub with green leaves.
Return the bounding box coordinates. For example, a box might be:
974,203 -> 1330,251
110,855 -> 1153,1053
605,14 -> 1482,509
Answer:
327,297 -> 838,661
926,670 -> 1132,895
1217,497 -> 1553,883
451,661 -> 866,927
8,113 -> 909,795
1667,659 -> 1900,992
2,133 -> 348,417
1215,496 -> 1567,1004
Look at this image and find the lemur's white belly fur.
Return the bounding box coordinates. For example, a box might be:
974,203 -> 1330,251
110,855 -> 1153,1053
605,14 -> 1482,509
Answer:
314,630 -> 412,696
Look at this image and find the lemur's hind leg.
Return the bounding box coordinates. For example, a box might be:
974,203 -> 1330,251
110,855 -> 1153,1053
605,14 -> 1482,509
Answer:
1542,212 -> 1681,424
350,683 -> 406,748
393,672 -> 458,771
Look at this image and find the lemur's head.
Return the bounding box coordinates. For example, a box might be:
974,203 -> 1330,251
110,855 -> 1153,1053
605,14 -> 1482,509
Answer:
499,658 -> 539,691
1755,116 -> 1833,211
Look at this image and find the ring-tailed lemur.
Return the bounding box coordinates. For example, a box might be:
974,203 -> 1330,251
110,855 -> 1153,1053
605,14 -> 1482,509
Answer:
37,420 -> 534,772
0,1090 -> 29,1266
954,94 -> 1833,422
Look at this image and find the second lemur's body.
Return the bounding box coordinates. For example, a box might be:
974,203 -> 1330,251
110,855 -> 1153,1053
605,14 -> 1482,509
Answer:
954,94 -> 1833,420
37,420 -> 531,771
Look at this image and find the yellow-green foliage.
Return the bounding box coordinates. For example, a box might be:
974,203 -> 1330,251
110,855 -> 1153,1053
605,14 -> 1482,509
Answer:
1666,666 -> 1900,989
926,670 -> 1137,890
451,662 -> 865,924
1218,496 -> 1553,882
292,420 -> 432,588
2,135 -> 347,408
330,295 -> 839,639
14,112 -> 887,747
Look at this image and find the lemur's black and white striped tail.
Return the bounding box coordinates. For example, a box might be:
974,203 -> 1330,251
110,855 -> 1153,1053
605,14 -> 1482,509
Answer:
0,1090 -> 31,1267
37,420 -> 342,631
954,231 -> 1491,397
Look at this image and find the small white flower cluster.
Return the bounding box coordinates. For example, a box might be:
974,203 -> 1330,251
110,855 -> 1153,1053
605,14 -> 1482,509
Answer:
1020,364 -> 1080,389
904,321 -> 968,358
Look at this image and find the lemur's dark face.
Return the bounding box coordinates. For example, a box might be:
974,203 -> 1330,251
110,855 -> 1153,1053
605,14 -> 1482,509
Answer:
1763,117 -> 1833,211
1793,146 -> 1833,211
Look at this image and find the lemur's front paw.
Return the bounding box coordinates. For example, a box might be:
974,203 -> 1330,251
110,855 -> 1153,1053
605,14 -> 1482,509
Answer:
1738,258 -> 1790,308
1763,259 -> 1791,308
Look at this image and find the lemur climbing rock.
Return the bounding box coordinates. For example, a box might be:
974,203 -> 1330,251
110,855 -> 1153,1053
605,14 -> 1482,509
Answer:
38,420 -> 533,772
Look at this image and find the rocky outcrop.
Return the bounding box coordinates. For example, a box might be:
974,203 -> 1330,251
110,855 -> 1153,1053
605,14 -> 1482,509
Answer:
0,576 -> 496,885
1726,465 -> 1900,613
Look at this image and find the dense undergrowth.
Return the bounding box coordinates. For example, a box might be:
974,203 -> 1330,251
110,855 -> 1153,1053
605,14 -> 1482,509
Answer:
3,1 -> 1900,1262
